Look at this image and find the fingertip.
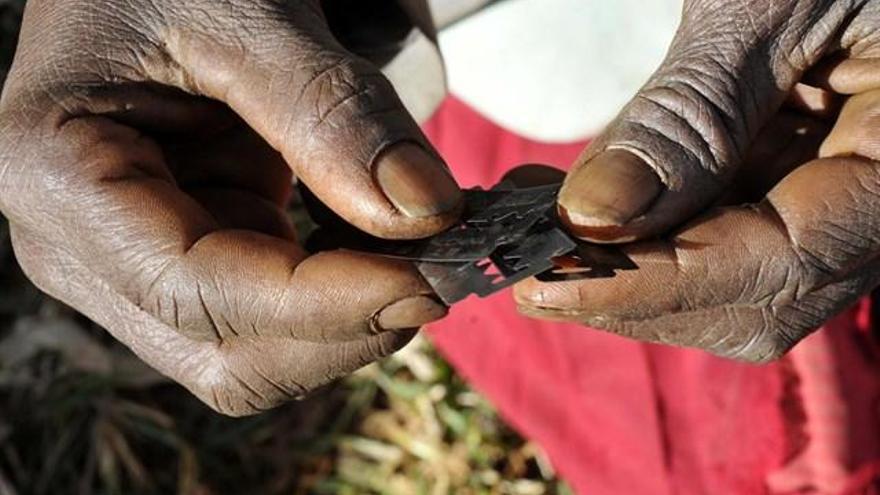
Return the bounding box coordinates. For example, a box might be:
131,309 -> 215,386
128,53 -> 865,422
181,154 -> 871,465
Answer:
513,279 -> 594,325
513,277 -> 579,312
558,149 -> 663,243
500,164 -> 566,188
512,278 -> 545,307
374,294 -> 447,332
374,142 -> 463,219
322,141 -> 463,240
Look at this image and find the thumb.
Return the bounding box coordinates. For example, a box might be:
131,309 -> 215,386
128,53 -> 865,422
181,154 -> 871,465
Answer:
558,1 -> 853,242
161,1 -> 461,240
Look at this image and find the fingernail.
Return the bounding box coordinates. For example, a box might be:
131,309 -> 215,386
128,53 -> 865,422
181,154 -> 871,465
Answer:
558,149 -> 663,228
375,143 -> 463,218
376,295 -> 448,332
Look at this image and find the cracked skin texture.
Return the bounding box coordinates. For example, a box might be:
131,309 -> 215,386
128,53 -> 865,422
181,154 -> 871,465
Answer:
5,0 -> 880,416
0,0 -> 460,416
517,0 -> 880,363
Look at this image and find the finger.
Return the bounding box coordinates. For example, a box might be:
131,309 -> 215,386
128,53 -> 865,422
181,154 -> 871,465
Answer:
9,223 -> 416,416
783,83 -> 842,120
498,164 -> 566,188
161,2 -> 461,239
723,110 -> 829,203
820,88 -> 880,160
203,329 -> 416,415
799,0 -> 880,95
518,154 -> 880,361
808,57 -> 880,95
557,1 -> 857,243
2,116 -> 445,343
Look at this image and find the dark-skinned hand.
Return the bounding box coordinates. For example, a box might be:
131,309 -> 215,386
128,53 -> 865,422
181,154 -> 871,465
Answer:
517,0 -> 880,362
0,0 -> 461,416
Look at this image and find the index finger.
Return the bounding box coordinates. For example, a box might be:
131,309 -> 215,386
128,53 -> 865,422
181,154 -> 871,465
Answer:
516,157 -> 880,362
2,114 -> 446,343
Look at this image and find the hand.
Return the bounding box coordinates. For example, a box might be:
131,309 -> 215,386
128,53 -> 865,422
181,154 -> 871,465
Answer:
516,0 -> 880,362
0,0 -> 461,415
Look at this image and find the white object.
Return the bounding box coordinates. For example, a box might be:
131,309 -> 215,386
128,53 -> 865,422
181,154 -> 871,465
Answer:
429,0 -> 495,28
438,0 -> 683,142
383,29 -> 448,123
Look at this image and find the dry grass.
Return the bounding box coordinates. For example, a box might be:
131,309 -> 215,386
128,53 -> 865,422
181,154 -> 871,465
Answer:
0,305 -> 572,494
0,3 -> 570,493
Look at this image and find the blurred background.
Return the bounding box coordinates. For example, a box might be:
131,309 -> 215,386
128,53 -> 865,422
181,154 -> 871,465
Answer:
0,1 -> 574,493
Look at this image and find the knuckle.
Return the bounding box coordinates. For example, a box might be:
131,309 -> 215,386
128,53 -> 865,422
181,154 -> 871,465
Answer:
786,215 -> 874,287
198,386 -> 260,417
720,307 -> 807,363
720,272 -> 859,363
623,0 -> 852,183
293,55 -> 398,136
728,334 -> 792,364
723,331 -> 792,363
0,121 -> 18,215
188,353 -> 302,417
791,239 -> 841,284
630,79 -> 739,183
770,159 -> 880,284
13,1 -> 161,86
141,261 -> 241,342
0,109 -> 43,220
9,230 -> 58,296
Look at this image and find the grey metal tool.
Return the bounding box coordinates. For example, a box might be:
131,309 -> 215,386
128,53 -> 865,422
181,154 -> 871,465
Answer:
364,183 -> 563,260
305,180 -> 636,305
360,183 -> 577,304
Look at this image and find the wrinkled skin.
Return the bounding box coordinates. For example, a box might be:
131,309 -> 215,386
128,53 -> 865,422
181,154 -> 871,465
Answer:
517,0 -> 880,362
7,0 -> 880,416
0,0 -> 463,416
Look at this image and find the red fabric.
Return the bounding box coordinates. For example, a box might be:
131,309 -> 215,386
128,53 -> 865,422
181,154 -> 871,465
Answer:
422,96 -> 880,495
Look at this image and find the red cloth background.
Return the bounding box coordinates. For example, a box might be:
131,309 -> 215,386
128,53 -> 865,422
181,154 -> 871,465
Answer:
423,96 -> 880,495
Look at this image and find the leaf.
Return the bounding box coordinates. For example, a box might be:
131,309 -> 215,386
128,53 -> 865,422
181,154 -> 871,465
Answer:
340,436 -> 404,465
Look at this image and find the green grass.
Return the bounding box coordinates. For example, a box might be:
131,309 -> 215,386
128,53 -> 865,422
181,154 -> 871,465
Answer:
0,3 -> 570,493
